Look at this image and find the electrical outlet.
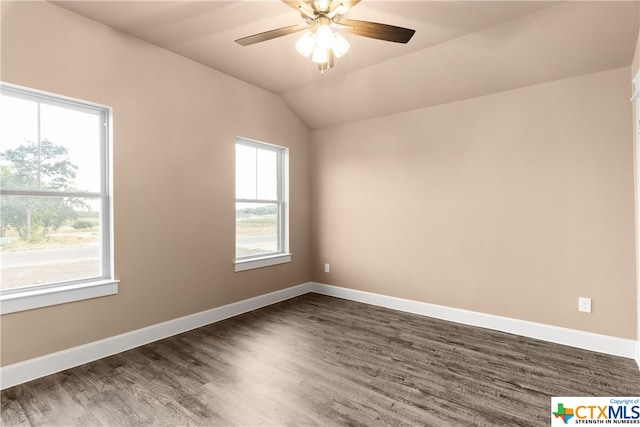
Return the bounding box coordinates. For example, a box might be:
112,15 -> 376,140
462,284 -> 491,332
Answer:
578,297 -> 591,313
324,263 -> 330,273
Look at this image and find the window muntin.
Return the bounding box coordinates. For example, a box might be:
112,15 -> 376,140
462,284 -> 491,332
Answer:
235,138 -> 287,263
0,84 -> 112,294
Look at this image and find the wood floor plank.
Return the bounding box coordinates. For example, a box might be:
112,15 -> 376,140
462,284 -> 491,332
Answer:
2,293 -> 639,426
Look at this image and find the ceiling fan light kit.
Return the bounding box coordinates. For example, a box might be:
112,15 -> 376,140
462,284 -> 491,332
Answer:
331,32 -> 350,57
295,31 -> 316,57
235,0 -> 415,75
295,20 -> 351,73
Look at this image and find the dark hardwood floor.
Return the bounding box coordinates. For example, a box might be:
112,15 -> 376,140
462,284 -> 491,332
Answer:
2,293 -> 639,426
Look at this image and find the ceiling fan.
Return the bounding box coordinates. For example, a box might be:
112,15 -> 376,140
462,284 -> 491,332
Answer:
235,0 -> 415,74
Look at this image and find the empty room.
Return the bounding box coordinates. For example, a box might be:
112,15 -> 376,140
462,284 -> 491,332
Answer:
1,0 -> 640,425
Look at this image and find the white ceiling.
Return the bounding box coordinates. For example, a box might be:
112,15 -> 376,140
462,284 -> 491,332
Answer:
51,1 -> 639,130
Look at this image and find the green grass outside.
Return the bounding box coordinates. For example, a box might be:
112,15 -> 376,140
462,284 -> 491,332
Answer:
236,216 -> 277,236
0,217 -> 99,252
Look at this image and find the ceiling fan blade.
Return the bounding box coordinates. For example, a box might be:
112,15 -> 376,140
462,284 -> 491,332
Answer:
281,0 -> 317,17
342,19 -> 415,43
281,0 -> 304,10
338,0 -> 361,11
327,0 -> 360,18
235,24 -> 311,46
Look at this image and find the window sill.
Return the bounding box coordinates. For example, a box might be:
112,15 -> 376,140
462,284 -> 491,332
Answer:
0,279 -> 119,315
234,254 -> 292,272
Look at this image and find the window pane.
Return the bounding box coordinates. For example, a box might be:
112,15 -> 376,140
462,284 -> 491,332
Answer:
256,149 -> 278,200
236,144 -> 256,200
0,95 -> 38,190
41,103 -> 102,192
235,202 -> 279,258
0,195 -> 102,290
0,95 -> 102,193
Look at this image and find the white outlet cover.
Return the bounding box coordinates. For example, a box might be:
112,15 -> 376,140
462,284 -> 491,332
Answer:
324,263 -> 330,273
578,297 -> 591,313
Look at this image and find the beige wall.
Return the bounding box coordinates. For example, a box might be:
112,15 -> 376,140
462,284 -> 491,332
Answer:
0,1 -> 311,366
311,67 -> 637,339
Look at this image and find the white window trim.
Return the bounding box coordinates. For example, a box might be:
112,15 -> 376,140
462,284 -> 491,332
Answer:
235,137 -> 290,272
0,82 -> 118,314
234,253 -> 292,272
0,280 -> 118,314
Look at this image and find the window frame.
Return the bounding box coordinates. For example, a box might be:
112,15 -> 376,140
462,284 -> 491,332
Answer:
234,137 -> 290,272
0,82 -> 117,314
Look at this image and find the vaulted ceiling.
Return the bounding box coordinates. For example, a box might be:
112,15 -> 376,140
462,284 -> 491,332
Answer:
51,1 -> 639,130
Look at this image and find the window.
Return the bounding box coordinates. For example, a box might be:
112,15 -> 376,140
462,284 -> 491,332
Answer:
235,137 -> 290,272
0,83 -> 116,314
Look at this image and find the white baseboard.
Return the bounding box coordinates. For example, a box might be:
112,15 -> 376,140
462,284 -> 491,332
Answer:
311,283 -> 638,362
3,280 -> 637,390
0,282 -> 312,390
